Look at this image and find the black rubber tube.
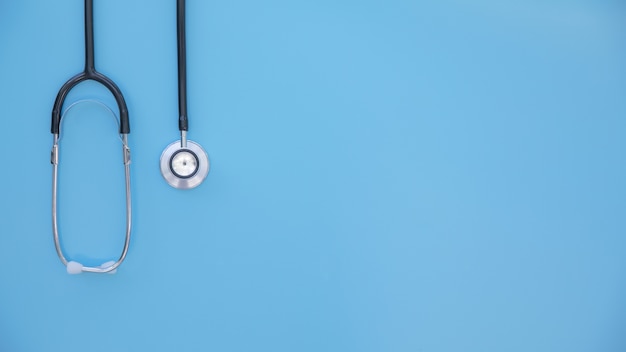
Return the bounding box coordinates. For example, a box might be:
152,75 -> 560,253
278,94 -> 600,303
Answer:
51,0 -> 130,135
84,0 -> 95,73
177,0 -> 188,132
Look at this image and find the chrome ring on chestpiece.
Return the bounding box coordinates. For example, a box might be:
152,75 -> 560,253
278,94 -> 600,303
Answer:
160,138 -> 209,189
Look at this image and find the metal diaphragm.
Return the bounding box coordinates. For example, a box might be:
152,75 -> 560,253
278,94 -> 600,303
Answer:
160,140 -> 209,189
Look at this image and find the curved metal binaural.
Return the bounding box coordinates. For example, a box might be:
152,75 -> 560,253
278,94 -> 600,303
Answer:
51,103 -> 132,274
50,0 -> 132,273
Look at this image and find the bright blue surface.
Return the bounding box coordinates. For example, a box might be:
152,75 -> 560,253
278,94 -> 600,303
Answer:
1,1 -> 625,351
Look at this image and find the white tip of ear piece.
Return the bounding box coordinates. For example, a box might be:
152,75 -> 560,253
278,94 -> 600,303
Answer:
66,261 -> 83,274
100,261 -> 117,274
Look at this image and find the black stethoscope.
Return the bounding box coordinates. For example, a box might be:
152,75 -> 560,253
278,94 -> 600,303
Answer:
50,0 -> 208,274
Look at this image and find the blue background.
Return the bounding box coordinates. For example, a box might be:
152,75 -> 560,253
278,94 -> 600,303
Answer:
1,0 -> 625,351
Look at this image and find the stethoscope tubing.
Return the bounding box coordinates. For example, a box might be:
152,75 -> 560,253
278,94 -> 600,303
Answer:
52,71 -> 129,135
177,0 -> 188,132
51,0 -> 129,136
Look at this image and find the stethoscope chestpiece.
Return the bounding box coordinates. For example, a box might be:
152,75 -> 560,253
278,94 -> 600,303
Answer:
160,139 -> 209,189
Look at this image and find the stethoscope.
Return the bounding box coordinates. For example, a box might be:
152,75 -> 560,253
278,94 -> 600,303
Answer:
51,0 -> 131,274
51,0 -> 208,274
160,0 -> 210,189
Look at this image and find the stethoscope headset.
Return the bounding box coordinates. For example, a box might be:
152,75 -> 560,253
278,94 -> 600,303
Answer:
51,0 -> 208,274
